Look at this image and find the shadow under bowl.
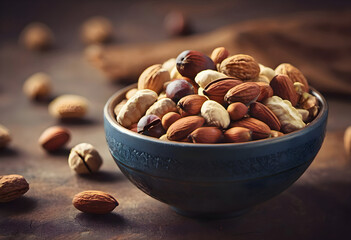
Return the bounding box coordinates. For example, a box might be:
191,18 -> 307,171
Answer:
104,84 -> 328,218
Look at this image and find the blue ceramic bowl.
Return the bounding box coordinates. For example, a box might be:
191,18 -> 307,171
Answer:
104,84 -> 328,218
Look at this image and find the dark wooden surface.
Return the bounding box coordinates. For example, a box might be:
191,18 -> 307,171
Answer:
1,1 -> 351,239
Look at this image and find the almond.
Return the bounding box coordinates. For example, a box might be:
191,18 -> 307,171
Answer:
224,127 -> 252,143
227,102 -> 248,121
256,82 -> 273,102
72,190 -> 118,214
138,64 -> 170,94
167,116 -> 205,141
224,82 -> 260,105
230,117 -> 271,140
249,102 -> 281,131
38,126 -> 71,151
219,54 -> 260,81
0,174 -> 29,202
270,74 -> 298,106
161,112 -> 181,130
188,127 -> 223,143
210,47 -> 229,67
203,78 -> 242,105
275,63 -> 309,92
177,94 -> 207,117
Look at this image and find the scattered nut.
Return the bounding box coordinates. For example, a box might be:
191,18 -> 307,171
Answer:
23,72 -> 52,100
20,22 -> 54,51
49,94 -> 89,119
73,190 -> 118,214
0,174 -> 29,202
81,16 -> 113,44
344,126 -> 351,159
0,125 -> 11,149
38,126 -> 71,152
68,143 -> 103,174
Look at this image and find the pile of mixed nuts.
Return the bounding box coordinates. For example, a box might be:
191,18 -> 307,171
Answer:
115,47 -> 319,143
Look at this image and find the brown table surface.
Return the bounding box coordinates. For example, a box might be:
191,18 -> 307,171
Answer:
1,1 -> 351,239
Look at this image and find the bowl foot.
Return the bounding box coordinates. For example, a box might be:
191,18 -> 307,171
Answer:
170,206 -> 251,219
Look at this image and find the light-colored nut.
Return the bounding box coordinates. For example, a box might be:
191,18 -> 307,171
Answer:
297,109 -> 310,122
114,99 -> 127,117
167,116 -> 205,141
270,130 -> 284,138
195,69 -> 228,89
227,102 -> 248,121
198,87 -> 205,96
255,75 -> 270,84
38,126 -> 70,152
81,16 -> 113,44
203,78 -> 242,105
224,82 -> 260,105
293,82 -> 305,96
68,143 -> 103,174
23,72 -> 52,100
344,126 -> 351,159
224,127 -> 252,143
161,112 -> 181,130
117,89 -> 158,128
0,125 -> 11,149
49,94 -> 89,119
210,47 -> 229,67
126,88 -> 138,100
201,100 -> 230,129
219,54 -> 260,81
249,102 -> 281,131
264,96 -> 306,133
270,74 -> 298,106
230,117 -> 271,140
159,134 -> 169,141
20,22 -> 54,50
145,98 -> 177,118
0,174 -> 29,202
162,58 -> 176,73
259,64 -> 275,81
299,92 -> 319,119
188,127 -> 223,143
73,190 -> 118,214
177,94 -> 207,117
170,65 -> 183,80
138,64 -> 170,94
275,63 -> 309,92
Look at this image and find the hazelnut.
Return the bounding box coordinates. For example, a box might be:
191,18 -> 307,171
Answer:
20,22 -> 54,51
81,16 -> 113,44
68,143 -> 103,174
23,72 -> 52,101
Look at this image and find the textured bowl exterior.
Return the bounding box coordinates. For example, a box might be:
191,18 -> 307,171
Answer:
104,84 -> 328,217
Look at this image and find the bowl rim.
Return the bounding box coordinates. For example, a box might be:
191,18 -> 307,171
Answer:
104,83 -> 328,148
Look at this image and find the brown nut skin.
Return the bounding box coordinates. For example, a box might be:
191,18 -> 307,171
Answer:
203,78 -> 242,105
72,190 -> 118,214
0,174 -> 29,202
224,82 -> 260,105
224,127 -> 252,143
23,72 -> 52,101
210,47 -> 229,67
256,82 -> 273,102
177,94 -> 207,117
0,125 -> 11,149
176,50 -> 216,80
38,126 -> 71,152
219,54 -> 260,81
81,16 -> 113,44
344,126 -> 351,159
270,74 -> 298,106
275,63 -> 309,92
162,112 -> 181,130
249,102 -> 281,131
164,11 -> 191,37
20,22 -> 54,51
230,117 -> 271,140
188,127 -> 223,144
227,102 -> 248,121
166,116 -> 205,141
